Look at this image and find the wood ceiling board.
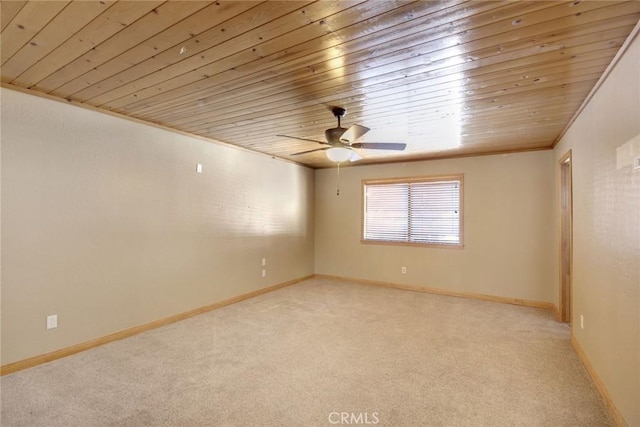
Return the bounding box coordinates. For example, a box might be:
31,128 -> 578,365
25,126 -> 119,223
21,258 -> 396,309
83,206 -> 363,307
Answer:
131,1 -> 545,123
69,1 -> 308,103
91,0 -> 407,109
112,0 -> 548,116
161,46 -> 613,131
1,1 -> 115,80
31,1 -> 210,94
1,1 -> 70,66
9,1 -> 165,88
0,1 -> 27,32
112,0 -> 610,118
84,1 -> 370,107
184,48 -> 616,137
144,8 -> 636,132
117,0 -> 470,117
35,1 -> 259,99
172,51 -> 612,137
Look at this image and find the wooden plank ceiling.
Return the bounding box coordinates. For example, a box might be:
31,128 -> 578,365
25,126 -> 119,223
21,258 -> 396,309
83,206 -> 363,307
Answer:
2,1 -> 639,168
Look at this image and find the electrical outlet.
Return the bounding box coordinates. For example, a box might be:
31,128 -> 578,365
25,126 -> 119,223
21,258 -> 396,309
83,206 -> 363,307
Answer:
401,266 -> 407,274
262,269 -> 266,277
580,314 -> 584,329
46,314 -> 58,330
262,258 -> 266,266
196,163 -> 203,173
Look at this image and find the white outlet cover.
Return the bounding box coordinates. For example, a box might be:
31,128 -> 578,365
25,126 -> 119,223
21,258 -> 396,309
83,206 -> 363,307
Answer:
196,163 -> 203,173
262,269 -> 266,277
46,315 -> 58,330
262,258 -> 266,266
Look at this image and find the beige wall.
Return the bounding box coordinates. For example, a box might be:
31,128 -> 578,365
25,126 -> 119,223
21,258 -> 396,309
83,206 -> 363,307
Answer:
315,150 -> 556,304
0,88 -> 315,365
553,33 -> 640,426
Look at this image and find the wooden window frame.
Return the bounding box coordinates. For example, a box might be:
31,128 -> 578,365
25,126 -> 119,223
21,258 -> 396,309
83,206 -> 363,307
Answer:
361,174 -> 464,249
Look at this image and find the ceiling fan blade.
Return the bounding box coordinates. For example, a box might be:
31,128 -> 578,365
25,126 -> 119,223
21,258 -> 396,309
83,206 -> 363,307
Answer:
277,134 -> 329,145
339,124 -> 370,143
290,147 -> 330,156
351,142 -> 407,151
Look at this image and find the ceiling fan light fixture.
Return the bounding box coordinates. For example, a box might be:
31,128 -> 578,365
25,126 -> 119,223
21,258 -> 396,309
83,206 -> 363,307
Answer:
326,147 -> 354,163
349,150 -> 362,162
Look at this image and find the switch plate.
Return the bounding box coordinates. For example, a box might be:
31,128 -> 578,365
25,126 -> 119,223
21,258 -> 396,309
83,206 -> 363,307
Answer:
46,314 -> 58,330
262,258 -> 266,266
262,269 -> 266,277
580,314 -> 584,329
196,163 -> 203,173
401,266 -> 407,274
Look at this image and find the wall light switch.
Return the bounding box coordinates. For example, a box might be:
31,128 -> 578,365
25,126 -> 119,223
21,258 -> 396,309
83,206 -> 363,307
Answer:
196,163 -> 203,173
262,258 -> 266,266
262,269 -> 266,277
46,314 -> 58,330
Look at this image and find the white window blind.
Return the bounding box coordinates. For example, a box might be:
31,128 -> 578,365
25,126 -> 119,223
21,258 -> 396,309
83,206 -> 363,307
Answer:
363,176 -> 462,246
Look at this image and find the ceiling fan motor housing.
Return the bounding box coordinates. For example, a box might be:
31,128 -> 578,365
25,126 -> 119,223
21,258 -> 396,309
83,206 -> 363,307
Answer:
325,127 -> 348,144
325,107 -> 348,144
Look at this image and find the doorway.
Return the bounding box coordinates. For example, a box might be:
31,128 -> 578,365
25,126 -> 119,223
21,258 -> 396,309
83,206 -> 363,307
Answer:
559,151 -> 573,323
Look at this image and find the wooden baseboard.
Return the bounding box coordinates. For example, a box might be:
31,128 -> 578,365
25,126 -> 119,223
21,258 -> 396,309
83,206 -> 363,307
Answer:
0,275 -> 313,376
552,304 -> 561,321
571,334 -> 627,427
315,274 -> 555,311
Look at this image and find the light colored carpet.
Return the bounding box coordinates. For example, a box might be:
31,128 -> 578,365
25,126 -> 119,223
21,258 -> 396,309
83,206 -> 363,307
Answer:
1,278 -> 612,426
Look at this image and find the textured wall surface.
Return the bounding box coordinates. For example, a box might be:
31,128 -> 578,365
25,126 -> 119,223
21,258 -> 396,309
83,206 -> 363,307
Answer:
1,88 -> 315,365
553,33 -> 640,426
315,150 -> 556,304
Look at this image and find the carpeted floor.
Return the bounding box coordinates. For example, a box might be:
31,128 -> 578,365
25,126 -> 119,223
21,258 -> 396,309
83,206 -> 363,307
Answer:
1,278 -> 612,426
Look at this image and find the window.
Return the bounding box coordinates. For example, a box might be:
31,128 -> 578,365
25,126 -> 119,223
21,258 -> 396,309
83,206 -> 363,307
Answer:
362,175 -> 463,248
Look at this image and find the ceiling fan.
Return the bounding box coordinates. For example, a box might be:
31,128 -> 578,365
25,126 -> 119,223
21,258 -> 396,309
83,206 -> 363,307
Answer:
277,107 -> 407,163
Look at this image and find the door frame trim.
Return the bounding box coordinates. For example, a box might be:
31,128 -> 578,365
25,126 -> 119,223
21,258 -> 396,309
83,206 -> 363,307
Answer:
558,150 -> 573,323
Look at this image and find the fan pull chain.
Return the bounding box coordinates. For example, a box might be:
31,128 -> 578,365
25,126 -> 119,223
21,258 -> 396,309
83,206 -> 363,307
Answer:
336,162 -> 341,196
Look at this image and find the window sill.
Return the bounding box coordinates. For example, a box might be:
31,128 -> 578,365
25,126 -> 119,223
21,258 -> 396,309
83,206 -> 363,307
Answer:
360,239 -> 464,250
